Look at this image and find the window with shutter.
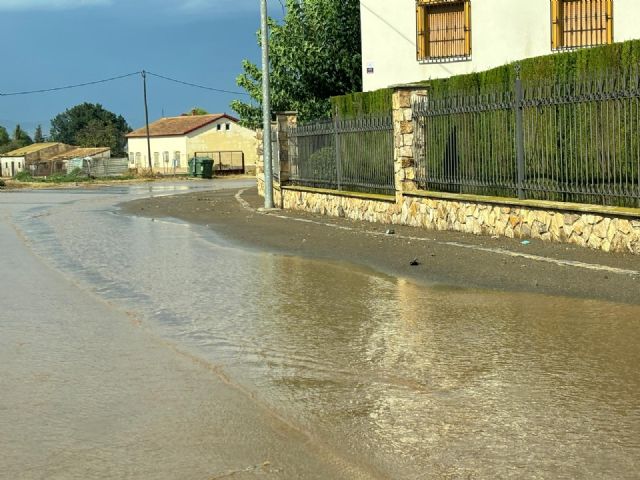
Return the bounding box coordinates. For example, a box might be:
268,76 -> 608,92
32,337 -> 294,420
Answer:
416,0 -> 471,62
552,0 -> 613,50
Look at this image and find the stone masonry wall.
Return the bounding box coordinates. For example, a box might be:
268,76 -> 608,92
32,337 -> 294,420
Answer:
279,188 -> 640,254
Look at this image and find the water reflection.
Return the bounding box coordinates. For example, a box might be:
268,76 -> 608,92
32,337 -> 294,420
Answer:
5,186 -> 640,479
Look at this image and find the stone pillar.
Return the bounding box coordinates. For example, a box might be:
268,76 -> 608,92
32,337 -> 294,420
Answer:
392,86 -> 428,203
275,111 -> 297,184
255,128 -> 265,196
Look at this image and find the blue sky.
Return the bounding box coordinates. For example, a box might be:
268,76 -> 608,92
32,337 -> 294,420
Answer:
0,0 -> 280,135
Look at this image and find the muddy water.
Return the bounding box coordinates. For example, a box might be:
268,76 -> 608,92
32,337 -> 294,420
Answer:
3,183 -> 640,478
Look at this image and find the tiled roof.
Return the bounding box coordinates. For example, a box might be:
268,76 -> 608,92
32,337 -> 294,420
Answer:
48,147 -> 111,161
126,113 -> 238,138
1,142 -> 64,157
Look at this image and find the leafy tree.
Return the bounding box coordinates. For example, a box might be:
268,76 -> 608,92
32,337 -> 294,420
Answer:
13,124 -> 33,144
231,0 -> 362,127
34,124 -> 45,143
50,103 -> 131,155
0,126 -> 9,146
183,107 -> 209,115
0,124 -> 33,154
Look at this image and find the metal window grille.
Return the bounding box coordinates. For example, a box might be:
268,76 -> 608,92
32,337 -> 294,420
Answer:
552,0 -> 612,50
287,116 -> 395,195
417,0 -> 471,62
414,66 -> 640,208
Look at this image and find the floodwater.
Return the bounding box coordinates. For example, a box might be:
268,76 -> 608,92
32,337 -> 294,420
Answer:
1,182 -> 639,479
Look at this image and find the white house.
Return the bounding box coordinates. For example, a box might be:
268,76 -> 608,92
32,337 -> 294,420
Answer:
0,142 -> 72,177
126,113 -> 258,174
360,0 -> 640,91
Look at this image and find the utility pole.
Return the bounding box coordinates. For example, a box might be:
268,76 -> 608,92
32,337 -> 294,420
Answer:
142,70 -> 153,172
261,0 -> 274,208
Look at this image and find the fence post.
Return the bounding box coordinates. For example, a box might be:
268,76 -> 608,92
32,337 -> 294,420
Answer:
515,64 -> 526,200
275,111 -> 296,184
393,86 -> 427,205
334,117 -> 342,191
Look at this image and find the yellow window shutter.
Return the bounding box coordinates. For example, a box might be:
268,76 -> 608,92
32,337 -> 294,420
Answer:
416,2 -> 427,60
606,0 -> 614,44
550,0 -> 560,50
464,0 -> 472,56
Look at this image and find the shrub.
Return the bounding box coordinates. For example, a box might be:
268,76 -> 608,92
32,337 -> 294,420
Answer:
14,171 -> 34,182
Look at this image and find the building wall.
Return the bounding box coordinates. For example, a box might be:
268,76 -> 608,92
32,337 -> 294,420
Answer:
186,119 -> 258,170
361,0 -> 640,91
127,119 -> 258,173
127,136 -> 188,172
0,156 -> 26,177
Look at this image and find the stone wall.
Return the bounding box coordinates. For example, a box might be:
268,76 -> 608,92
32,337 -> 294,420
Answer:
277,188 -> 640,254
256,89 -> 640,255
400,195 -> 640,254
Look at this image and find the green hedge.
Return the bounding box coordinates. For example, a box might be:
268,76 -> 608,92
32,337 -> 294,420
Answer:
416,40 -> 640,207
330,88 -> 392,119
423,39 -> 640,96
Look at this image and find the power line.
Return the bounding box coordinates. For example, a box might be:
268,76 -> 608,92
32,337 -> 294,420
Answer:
0,70 -> 250,98
145,71 -> 250,96
0,72 -> 141,97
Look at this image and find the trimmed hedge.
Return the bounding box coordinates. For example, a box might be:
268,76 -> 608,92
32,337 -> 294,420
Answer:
330,88 -> 392,118
424,39 -> 640,96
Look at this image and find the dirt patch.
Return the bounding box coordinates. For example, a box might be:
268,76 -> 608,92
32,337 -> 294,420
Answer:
120,185 -> 640,305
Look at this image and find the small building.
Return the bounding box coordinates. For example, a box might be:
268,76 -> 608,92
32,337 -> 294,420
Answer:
0,142 -> 72,177
46,147 -> 112,176
361,0 -> 640,91
126,113 -> 258,174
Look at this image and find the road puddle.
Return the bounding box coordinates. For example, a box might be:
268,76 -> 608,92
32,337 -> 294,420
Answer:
4,184 -> 640,479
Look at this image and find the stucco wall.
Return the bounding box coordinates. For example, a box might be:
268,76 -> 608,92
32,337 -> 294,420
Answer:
0,157 -> 25,177
361,0 -> 640,91
127,136 -> 188,171
187,119 -> 258,169
127,119 -> 258,173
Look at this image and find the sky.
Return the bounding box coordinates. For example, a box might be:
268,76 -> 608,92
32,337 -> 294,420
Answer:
0,0 -> 283,136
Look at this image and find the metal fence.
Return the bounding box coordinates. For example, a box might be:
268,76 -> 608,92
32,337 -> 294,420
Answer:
287,116 -> 395,195
195,151 -> 245,173
414,66 -> 640,207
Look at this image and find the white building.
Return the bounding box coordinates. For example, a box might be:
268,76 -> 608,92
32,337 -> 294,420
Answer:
0,143 -> 71,177
361,0 -> 640,91
126,113 -> 258,174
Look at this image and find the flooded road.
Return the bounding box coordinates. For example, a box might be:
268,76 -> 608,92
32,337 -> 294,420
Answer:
1,181 -> 639,479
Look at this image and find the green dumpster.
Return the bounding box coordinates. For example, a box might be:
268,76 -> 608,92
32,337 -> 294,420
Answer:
188,157 -> 214,178
200,158 -> 214,179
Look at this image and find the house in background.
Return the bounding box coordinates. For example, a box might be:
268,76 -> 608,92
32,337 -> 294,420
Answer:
126,113 -> 258,174
45,147 -> 113,176
360,0 -> 640,91
0,142 -> 72,177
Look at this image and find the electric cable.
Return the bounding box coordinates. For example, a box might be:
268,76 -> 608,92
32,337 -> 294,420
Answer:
144,71 -> 250,96
0,72 -> 141,97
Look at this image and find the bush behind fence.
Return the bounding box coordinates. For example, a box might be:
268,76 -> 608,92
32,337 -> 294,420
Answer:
415,65 -> 640,208
288,116 -> 395,195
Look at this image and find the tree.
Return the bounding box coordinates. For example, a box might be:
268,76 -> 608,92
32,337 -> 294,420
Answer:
231,0 -> 362,127
0,126 -> 9,146
13,124 -> 33,145
34,124 -> 45,143
50,103 -> 131,155
183,107 -> 209,116
0,124 -> 33,154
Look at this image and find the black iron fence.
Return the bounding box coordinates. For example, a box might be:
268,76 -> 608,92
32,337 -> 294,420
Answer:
287,116 -> 395,195
414,66 -> 640,207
